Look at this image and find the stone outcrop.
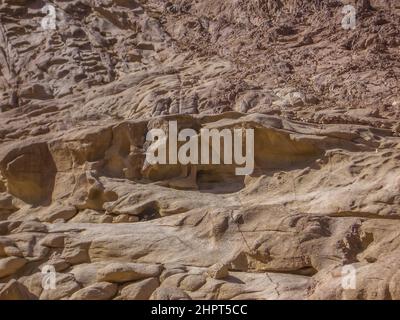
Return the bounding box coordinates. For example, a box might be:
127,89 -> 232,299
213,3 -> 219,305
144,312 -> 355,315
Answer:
0,0 -> 399,300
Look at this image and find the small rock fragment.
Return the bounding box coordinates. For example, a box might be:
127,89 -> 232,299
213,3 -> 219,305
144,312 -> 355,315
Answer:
207,263 -> 229,280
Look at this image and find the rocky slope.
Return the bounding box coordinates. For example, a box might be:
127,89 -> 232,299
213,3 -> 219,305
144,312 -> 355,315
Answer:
0,0 -> 400,300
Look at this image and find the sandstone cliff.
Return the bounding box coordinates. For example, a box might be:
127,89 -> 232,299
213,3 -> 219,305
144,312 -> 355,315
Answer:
0,0 -> 399,300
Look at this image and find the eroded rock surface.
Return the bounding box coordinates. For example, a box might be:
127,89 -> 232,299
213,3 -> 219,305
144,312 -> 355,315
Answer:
0,0 -> 400,300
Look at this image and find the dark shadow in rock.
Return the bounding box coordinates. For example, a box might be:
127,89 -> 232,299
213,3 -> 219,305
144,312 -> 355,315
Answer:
197,170 -> 245,194
137,201 -> 162,221
222,275 -> 245,284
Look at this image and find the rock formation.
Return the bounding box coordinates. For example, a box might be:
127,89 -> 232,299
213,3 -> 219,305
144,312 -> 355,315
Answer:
0,0 -> 399,300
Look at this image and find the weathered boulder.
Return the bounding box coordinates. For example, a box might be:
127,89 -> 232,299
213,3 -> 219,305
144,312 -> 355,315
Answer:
0,257 -> 27,279
97,263 -> 162,283
70,282 -> 118,300
0,279 -> 37,300
117,277 -> 159,300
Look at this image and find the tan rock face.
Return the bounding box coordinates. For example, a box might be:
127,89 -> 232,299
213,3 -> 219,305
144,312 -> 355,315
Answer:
0,279 -> 37,300
118,278 -> 159,300
39,273 -> 81,300
207,263 -> 229,280
97,263 -> 163,283
0,0 -> 399,300
0,257 -> 26,279
70,282 -> 118,300
150,287 -> 192,301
